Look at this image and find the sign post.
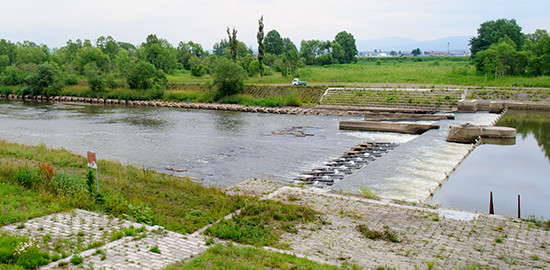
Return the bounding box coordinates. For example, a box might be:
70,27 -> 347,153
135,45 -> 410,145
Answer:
87,151 -> 99,194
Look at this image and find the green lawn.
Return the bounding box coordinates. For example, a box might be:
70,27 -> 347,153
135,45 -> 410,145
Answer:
168,243 -> 361,270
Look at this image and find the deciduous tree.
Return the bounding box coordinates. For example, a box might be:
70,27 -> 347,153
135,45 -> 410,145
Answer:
257,15 -> 265,76
469,18 -> 524,57
333,31 -> 358,63
212,58 -> 246,100
227,27 -> 238,62
265,30 -> 284,55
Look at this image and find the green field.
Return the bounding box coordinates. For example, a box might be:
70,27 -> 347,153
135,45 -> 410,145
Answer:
169,57 -> 550,88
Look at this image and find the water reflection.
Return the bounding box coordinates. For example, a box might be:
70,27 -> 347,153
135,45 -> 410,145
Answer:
212,111 -> 245,134
432,110 -> 550,219
498,110 -> 550,161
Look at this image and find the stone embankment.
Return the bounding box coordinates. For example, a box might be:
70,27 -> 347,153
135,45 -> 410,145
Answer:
0,94 -> 368,116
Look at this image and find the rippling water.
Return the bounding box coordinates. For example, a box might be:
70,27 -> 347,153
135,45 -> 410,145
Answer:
1,101 -> 412,187
332,112 -> 499,201
5,101 -> 524,212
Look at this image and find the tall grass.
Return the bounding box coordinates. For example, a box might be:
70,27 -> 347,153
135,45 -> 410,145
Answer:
169,243 -> 359,270
0,140 -> 243,234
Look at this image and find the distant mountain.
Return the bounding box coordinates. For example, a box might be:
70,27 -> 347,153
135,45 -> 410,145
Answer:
356,36 -> 471,53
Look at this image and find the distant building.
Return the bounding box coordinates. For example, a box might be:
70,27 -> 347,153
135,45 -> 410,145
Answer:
424,51 -> 446,56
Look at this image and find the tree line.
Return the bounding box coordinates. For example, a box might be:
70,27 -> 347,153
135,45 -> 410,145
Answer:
470,18 -> 550,78
0,24 -> 358,98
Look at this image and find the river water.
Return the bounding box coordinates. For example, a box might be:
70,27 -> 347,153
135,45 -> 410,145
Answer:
1,101 -> 547,219
0,101 -> 411,187
431,110 -> 550,219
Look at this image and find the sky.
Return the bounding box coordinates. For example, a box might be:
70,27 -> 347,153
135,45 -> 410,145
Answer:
1,0 -> 549,50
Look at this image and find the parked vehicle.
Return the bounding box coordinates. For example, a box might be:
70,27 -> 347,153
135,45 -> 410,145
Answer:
292,78 -> 307,86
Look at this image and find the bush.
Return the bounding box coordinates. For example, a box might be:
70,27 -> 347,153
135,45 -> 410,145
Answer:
0,86 -> 13,95
1,66 -> 26,86
63,74 -> 80,86
24,63 -> 63,97
126,60 -> 166,90
88,75 -> 107,91
190,64 -> 207,77
212,58 -> 246,100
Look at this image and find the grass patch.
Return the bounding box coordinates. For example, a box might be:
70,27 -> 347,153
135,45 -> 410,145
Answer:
0,140 -> 243,234
356,224 -> 400,243
0,232 -> 50,269
204,199 -> 320,248
168,243 -> 359,270
149,245 -> 161,254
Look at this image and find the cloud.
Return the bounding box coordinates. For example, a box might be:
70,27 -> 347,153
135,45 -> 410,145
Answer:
1,0 -> 549,49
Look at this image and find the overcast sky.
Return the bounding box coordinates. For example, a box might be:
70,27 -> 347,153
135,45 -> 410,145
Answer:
1,0 -> 549,50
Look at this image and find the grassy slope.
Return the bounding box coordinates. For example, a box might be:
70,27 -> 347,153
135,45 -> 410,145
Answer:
0,140 -> 243,234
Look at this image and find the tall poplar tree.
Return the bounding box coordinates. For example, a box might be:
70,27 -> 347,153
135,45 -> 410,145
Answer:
257,15 -> 265,76
227,27 -> 238,62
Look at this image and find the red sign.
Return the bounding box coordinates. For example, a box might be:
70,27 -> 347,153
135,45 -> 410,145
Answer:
87,152 -> 97,169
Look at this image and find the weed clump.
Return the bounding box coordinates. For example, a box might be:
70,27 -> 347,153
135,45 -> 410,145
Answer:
205,199 -> 320,248
356,224 -> 400,243
0,232 -> 51,269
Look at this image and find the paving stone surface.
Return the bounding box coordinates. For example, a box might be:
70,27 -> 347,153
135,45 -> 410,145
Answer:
3,181 -> 549,269
1,209 -> 207,270
264,186 -> 550,269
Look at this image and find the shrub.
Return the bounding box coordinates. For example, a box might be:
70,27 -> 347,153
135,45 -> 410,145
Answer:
0,86 -> 13,95
1,65 -> 26,85
126,60 -> 166,90
190,64 -> 207,77
212,58 -> 246,100
15,246 -> 50,269
23,63 -> 63,97
285,90 -> 302,107
88,75 -> 107,91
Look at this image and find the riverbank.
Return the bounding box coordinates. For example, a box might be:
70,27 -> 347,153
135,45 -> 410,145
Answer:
225,179 -> 550,269
3,84 -> 550,116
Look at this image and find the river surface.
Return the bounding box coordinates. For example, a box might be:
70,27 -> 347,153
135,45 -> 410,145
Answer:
0,101 -> 413,187
431,110 -> 550,219
2,101 -> 547,219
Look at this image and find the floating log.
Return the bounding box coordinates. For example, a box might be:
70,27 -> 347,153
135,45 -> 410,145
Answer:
339,121 -> 439,134
446,123 -> 516,144
364,112 -> 454,121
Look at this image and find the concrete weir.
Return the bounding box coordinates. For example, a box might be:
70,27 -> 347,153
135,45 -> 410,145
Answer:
363,112 -> 455,121
294,142 -> 398,187
332,112 -> 502,202
446,123 -> 516,144
339,120 -> 439,134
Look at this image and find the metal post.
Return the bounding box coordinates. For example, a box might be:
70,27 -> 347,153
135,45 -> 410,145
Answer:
518,195 -> 521,219
489,191 -> 494,215
95,168 -> 99,194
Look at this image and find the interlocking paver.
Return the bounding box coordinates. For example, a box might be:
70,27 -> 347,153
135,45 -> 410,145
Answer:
0,209 -> 207,270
